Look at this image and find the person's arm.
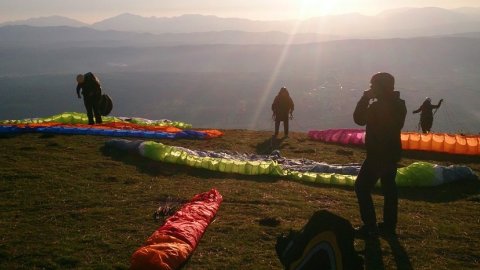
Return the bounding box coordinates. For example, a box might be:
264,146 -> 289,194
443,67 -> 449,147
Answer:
289,97 -> 294,114
76,84 -> 82,98
271,96 -> 278,112
353,92 -> 371,126
412,106 -> 422,114
431,99 -> 443,109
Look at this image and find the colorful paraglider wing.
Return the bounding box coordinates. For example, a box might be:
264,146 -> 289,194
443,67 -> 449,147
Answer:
131,189 -> 223,270
106,139 -> 478,187
0,112 -> 192,129
1,113 -> 224,139
401,132 -> 480,155
308,129 -> 365,145
309,129 -> 480,156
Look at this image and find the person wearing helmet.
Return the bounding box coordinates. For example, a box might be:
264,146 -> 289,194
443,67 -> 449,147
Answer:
413,97 -> 443,133
76,72 -> 103,125
271,87 -> 294,138
353,72 -> 407,238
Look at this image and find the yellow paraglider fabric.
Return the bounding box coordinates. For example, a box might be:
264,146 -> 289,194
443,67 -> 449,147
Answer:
137,141 -> 474,187
0,112 -> 192,129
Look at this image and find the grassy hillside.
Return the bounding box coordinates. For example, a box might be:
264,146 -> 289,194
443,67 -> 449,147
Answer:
1,130 -> 479,269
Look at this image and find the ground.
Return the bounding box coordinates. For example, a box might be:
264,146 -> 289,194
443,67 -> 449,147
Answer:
0,130 -> 479,269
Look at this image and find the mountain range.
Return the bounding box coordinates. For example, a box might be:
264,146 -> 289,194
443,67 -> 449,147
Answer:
1,7 -> 480,37
0,25 -> 342,48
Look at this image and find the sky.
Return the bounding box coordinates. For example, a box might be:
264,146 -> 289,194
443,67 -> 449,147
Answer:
1,0 -> 480,23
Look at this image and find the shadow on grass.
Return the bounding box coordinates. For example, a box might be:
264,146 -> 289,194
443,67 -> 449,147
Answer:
383,234 -> 413,270
363,237 -> 385,270
0,133 -> 20,139
101,145 -> 279,184
361,234 -> 413,270
395,178 -> 480,203
402,150 -> 480,164
255,136 -> 286,155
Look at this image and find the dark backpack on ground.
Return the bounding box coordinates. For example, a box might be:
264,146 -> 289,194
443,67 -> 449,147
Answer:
97,94 -> 113,116
276,210 -> 363,270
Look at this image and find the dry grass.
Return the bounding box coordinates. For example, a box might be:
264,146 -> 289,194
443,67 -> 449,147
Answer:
0,131 -> 479,269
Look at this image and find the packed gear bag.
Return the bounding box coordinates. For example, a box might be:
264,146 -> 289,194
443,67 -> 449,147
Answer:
98,94 -> 113,116
83,72 -> 102,96
276,210 -> 363,270
84,72 -> 99,83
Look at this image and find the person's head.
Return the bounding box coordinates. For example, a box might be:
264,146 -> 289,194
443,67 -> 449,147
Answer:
423,97 -> 432,105
370,72 -> 395,98
76,74 -> 85,84
279,86 -> 288,95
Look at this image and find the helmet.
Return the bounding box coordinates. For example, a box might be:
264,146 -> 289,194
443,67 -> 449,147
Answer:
425,97 -> 431,102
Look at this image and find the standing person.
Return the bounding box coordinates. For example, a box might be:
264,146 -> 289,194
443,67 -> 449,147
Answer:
76,72 -> 103,125
413,97 -> 443,133
271,87 -> 294,138
353,72 -> 407,238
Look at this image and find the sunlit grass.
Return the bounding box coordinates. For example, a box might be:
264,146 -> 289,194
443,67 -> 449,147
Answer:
0,132 -> 479,269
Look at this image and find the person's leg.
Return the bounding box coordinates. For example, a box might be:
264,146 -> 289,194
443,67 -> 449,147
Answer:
424,118 -> 433,133
380,163 -> 398,231
84,98 -> 94,125
92,96 -> 102,124
355,159 -> 380,230
284,119 -> 289,137
274,120 -> 280,137
420,119 -> 426,133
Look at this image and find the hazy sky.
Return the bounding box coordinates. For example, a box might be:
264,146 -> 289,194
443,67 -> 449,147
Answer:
1,0 -> 480,23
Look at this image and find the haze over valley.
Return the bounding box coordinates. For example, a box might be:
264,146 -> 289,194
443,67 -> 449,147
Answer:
1,7 -> 479,133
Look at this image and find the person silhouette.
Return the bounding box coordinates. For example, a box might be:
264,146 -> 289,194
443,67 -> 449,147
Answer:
413,97 -> 443,133
271,87 -> 294,138
353,72 -> 407,238
76,72 -> 103,125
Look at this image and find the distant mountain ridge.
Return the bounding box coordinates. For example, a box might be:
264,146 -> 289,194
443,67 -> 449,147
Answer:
90,7 -> 480,37
1,7 -> 480,37
0,15 -> 88,28
0,25 -> 342,48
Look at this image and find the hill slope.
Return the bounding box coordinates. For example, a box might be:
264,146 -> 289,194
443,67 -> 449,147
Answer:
0,131 -> 479,269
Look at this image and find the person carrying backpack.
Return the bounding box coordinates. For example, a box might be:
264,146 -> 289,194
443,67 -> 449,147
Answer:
271,87 -> 294,138
353,72 -> 407,238
76,72 -> 103,125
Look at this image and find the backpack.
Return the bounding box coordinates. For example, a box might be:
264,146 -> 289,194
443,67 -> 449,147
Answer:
83,72 -> 102,97
97,94 -> 113,116
276,210 -> 363,270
